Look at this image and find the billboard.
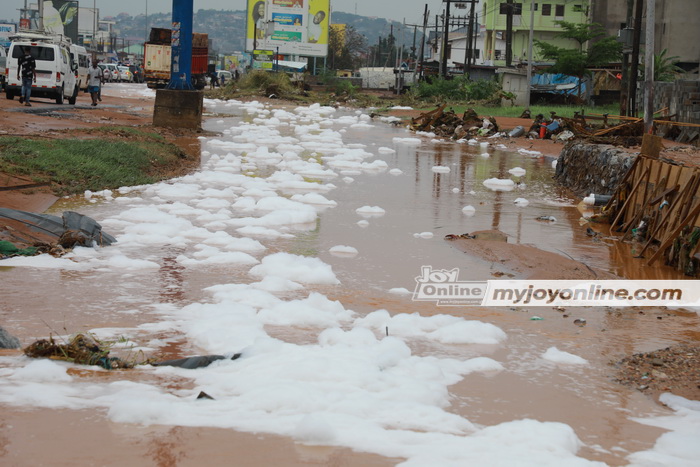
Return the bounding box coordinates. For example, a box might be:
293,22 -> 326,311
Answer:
42,0 -> 79,43
0,23 -> 17,48
246,0 -> 330,58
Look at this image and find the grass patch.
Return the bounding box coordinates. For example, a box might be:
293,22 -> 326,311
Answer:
205,70 -> 311,102
0,129 -> 189,196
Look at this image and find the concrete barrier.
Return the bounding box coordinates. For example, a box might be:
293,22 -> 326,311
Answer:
153,89 -> 203,130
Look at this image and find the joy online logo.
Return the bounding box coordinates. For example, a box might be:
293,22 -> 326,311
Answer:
413,266 -> 486,306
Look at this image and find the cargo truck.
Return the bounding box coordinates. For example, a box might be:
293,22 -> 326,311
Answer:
143,28 -> 208,90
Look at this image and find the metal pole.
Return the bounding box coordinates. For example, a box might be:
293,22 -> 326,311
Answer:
93,1 -> 97,53
145,0 -> 148,43
643,0 -> 655,133
525,0 -> 535,110
39,0 -> 44,30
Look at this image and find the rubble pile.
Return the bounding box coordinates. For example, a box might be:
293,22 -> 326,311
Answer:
410,105 -> 499,139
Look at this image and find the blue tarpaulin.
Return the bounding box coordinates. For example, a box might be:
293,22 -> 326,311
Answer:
531,73 -> 586,96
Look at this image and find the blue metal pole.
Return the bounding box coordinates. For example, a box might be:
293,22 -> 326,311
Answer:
167,0 -> 194,90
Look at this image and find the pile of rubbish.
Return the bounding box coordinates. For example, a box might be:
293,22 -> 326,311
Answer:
410,105 -> 499,139
22,332 -> 242,372
0,209 -> 115,259
24,334 -> 134,370
408,106 -> 652,144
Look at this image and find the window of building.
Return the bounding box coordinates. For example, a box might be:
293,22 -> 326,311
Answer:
494,49 -> 502,59
573,5 -> 583,12
474,49 -> 480,59
555,4 -> 565,17
541,4 -> 551,16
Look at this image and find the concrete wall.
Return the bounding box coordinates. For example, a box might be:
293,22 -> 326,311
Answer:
592,0 -> 700,71
498,69 -> 528,106
554,142 -> 636,197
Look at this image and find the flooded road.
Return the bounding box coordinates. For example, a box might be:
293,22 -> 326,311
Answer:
1,89 -> 699,466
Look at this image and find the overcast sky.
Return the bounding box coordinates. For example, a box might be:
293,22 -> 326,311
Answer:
4,1 -> 444,26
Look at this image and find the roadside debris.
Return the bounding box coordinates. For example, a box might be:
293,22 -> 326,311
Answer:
615,344 -> 700,400
410,105 -> 498,139
154,353 -> 242,369
0,208 -> 115,258
408,106 -> 696,145
23,333 -> 242,371
0,326 -> 21,349
24,334 -> 134,370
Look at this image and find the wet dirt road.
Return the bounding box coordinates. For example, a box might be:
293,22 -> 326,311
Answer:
1,93 -> 698,466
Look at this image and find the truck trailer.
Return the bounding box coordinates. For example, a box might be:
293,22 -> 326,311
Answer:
144,28 -> 208,90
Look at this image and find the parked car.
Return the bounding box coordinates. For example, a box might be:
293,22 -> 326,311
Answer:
216,70 -> 232,85
0,47 -> 6,91
98,63 -> 119,82
70,44 -> 89,91
117,65 -> 133,82
128,64 -> 144,83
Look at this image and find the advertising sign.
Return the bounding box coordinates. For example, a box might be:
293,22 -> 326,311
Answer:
41,0 -> 79,42
246,0 -> 329,58
0,23 -> 17,48
253,49 -> 274,69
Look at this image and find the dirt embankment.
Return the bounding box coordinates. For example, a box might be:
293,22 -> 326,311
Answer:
0,85 -> 206,212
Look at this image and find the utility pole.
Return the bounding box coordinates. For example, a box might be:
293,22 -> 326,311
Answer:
418,4 -> 428,82
440,1 -> 451,77
525,0 -> 535,110
629,0 -> 643,117
505,0 -> 514,66
644,0 -> 655,134
620,0 -> 635,116
464,0 -> 476,78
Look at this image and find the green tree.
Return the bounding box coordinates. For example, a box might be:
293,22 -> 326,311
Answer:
641,49 -> 684,82
328,26 -> 368,71
535,21 -> 622,100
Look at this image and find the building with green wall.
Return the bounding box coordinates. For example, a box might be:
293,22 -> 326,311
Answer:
482,1 -> 590,65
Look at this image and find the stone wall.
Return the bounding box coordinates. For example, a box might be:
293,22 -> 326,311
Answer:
554,143 -> 636,197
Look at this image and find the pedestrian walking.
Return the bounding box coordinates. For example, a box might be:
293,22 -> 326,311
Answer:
87,60 -> 103,106
17,47 -> 36,107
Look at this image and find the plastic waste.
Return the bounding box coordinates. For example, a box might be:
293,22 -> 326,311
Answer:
509,126 -> 525,137
583,193 -> 612,206
546,120 -> 560,132
556,130 -> 575,142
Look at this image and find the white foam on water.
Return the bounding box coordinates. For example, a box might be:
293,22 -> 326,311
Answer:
541,347 -> 588,365
329,245 -> 359,257
431,166 -> 451,173
483,178 -> 516,192
509,167 -> 527,177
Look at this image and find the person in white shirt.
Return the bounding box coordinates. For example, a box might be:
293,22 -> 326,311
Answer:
87,61 -> 103,106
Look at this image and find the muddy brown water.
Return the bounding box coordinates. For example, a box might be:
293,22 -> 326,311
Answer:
1,101 -> 698,466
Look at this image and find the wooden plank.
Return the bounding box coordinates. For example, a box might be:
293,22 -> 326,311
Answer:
611,166 -> 650,231
641,134 -> 663,159
603,156 -> 641,211
647,201 -> 700,266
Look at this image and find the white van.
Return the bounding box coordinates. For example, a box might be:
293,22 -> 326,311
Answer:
70,44 -> 89,92
0,47 -> 6,90
5,34 -> 79,105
